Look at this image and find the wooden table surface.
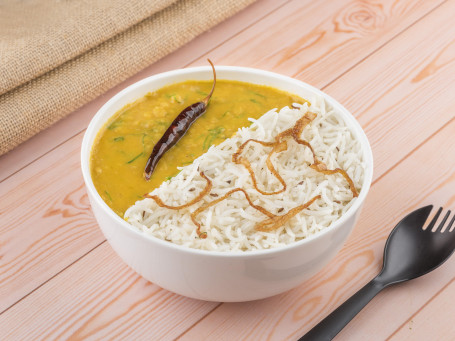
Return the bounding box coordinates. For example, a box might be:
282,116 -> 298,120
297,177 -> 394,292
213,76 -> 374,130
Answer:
1,0 -> 455,339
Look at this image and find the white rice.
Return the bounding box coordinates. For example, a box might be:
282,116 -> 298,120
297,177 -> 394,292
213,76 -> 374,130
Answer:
125,95 -> 365,252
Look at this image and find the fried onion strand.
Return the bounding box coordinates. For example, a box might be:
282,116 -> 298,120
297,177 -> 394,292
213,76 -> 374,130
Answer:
190,188 -> 276,238
255,195 -> 321,232
144,171 -> 212,209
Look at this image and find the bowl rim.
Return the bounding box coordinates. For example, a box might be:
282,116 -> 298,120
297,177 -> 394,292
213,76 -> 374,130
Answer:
81,65 -> 373,258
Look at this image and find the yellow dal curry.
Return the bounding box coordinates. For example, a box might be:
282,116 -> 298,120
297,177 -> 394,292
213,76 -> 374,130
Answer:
90,80 -> 303,216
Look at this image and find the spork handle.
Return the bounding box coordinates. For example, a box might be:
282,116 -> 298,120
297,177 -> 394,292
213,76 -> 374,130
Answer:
299,278 -> 385,341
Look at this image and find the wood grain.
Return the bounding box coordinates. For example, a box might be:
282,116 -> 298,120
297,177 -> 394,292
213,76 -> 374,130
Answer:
0,134 -> 104,312
191,0 -> 443,86
0,242 -> 218,341
388,278 -> 455,340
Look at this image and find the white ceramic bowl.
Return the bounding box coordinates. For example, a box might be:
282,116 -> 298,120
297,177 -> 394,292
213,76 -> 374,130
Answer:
81,66 -> 373,302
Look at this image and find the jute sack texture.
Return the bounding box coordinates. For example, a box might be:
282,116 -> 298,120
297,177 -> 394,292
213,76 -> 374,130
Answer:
0,0 -> 256,155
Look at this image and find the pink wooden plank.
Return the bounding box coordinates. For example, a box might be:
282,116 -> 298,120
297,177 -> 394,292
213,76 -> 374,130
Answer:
0,242 -> 218,340
388,279 -> 455,340
0,134 -> 104,311
190,0 -> 443,85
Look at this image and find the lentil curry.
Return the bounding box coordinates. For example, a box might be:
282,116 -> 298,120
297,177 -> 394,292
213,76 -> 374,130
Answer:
90,80 -> 303,216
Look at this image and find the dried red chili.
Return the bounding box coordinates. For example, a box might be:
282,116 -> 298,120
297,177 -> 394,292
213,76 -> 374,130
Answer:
144,59 -> 216,180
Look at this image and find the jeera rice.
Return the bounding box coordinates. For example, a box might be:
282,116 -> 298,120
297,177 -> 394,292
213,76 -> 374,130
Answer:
125,95 -> 366,252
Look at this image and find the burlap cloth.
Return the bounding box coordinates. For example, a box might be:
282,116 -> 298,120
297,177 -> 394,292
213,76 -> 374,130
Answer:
0,0 -> 256,155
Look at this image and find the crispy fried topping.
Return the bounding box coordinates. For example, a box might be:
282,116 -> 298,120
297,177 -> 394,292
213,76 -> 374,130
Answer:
144,171 -> 212,209
190,188 -> 276,238
233,111 -> 358,198
255,195 -> 321,232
